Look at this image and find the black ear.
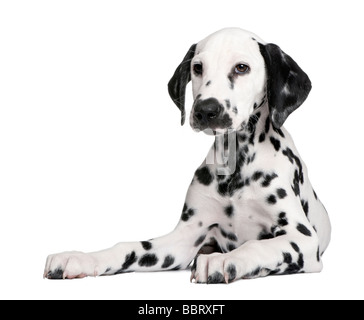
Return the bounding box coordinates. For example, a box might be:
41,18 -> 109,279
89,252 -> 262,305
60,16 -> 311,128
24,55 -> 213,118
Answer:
258,43 -> 312,128
168,44 -> 197,125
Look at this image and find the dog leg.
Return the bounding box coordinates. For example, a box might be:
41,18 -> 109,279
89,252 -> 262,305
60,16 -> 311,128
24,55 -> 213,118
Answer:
44,180 -> 224,279
191,196 -> 324,283
44,226 -> 199,279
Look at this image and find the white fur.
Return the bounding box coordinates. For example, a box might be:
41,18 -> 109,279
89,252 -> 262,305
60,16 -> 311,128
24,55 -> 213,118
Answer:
44,28 -> 331,283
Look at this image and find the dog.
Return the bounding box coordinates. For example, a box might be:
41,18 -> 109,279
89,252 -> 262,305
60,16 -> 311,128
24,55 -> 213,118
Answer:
44,28 -> 331,283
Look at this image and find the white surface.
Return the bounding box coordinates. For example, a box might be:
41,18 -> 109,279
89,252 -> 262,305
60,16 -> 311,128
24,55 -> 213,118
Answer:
0,0 -> 362,300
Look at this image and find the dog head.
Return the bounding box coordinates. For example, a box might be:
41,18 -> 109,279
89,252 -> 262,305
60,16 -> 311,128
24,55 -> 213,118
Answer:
168,28 -> 311,133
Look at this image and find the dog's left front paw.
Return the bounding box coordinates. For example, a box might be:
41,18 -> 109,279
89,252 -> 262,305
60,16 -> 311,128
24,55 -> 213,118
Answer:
190,252 -> 238,284
190,252 -> 270,284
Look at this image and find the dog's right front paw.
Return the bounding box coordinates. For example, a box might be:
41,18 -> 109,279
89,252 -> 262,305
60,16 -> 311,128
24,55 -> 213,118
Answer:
44,251 -> 100,279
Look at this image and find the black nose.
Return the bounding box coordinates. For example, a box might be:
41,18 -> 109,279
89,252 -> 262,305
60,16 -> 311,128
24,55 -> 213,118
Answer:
193,98 -> 222,128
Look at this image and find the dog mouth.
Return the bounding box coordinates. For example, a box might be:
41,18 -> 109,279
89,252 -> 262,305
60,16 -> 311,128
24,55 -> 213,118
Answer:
192,124 -> 231,136
190,98 -> 233,134
192,126 -> 220,136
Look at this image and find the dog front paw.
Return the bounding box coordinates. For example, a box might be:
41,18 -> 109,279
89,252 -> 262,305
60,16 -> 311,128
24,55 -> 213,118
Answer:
190,252 -> 234,284
44,251 -> 101,279
190,251 -> 272,284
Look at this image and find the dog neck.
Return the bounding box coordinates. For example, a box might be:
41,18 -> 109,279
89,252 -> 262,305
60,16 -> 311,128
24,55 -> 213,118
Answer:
207,104 -> 270,176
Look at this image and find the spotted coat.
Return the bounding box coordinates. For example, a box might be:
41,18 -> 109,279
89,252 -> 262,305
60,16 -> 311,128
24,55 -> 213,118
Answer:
44,28 -> 331,283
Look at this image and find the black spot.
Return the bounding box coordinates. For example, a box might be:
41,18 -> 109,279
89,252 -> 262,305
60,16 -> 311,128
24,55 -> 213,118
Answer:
225,99 -> 231,109
283,252 -> 292,264
290,242 -> 300,252
267,194 -> 277,204
226,264 -> 237,283
227,73 -> 235,89
259,230 -> 274,240
270,136 -> 281,151
313,189 -> 318,200
251,267 -> 261,277
220,227 -> 227,238
275,230 -> 287,237
207,271 -> 225,284
195,166 -> 214,186
227,243 -> 236,251
283,148 -> 294,164
218,182 -> 229,196
105,267 -> 111,273
278,212 -> 288,226
198,221 -> 203,227
247,112 -> 261,145
259,133 -> 265,142
284,263 -> 301,274
232,106 -> 238,114
283,147 -> 301,166
208,223 -> 219,230
246,154 -> 255,165
138,253 -> 158,267
181,204 -> 195,222
265,116 -> 270,133
316,246 -> 320,262
269,268 -> 281,275
250,154 -> 256,164
227,232 -> 238,242
224,205 -> 234,217
242,144 -> 249,154
161,255 -> 175,269
261,173 -> 278,187
220,227 -> 238,241
277,188 -> 287,199
141,241 -> 152,250
253,102 -> 258,109
298,253 -> 304,268
252,171 -> 263,181
119,251 -> 137,272
236,145 -> 248,168
206,80 -> 211,87
194,234 -> 206,247
238,133 -> 247,143
297,223 -> 312,237
220,113 -> 233,128
244,266 -> 261,278
47,268 -> 63,279
217,171 -> 246,197
248,111 -> 261,128
291,170 -> 301,196
283,148 -> 303,184
273,127 -> 285,138
301,200 -> 309,216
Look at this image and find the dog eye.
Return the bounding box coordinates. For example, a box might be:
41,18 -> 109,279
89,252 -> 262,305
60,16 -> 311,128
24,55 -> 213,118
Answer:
193,63 -> 203,75
235,64 -> 250,74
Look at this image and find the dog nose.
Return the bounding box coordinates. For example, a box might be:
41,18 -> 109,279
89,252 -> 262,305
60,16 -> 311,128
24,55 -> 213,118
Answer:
193,98 -> 222,127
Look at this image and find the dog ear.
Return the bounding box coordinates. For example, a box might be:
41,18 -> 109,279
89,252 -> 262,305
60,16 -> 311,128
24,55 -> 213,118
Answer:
168,44 -> 197,125
258,43 -> 312,128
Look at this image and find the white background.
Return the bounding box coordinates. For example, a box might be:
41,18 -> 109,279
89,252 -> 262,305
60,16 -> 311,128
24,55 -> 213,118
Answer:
1,0 -> 363,300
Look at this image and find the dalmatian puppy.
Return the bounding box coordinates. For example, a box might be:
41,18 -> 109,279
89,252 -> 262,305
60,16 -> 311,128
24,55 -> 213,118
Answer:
44,28 -> 331,283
